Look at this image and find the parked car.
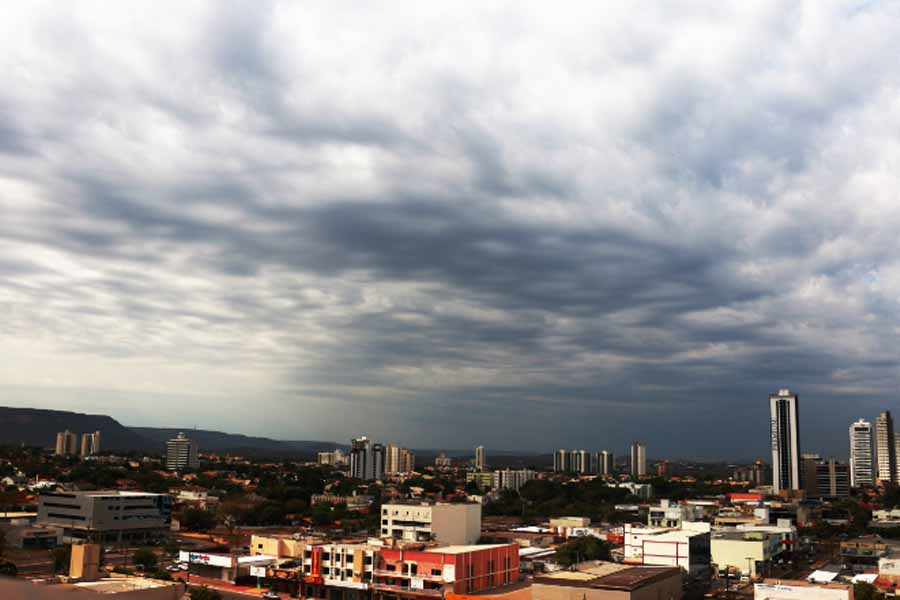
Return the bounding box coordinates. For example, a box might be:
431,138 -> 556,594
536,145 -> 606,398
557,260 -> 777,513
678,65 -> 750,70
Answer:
262,592 -> 280,599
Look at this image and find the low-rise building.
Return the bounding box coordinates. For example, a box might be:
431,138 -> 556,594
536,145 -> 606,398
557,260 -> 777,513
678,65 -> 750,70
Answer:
623,523 -> 710,576
178,550 -> 277,583
753,578 -> 852,599
532,561 -> 682,600
381,503 -> 481,545
303,542 -> 379,600
373,543 -> 519,600
251,534 -> 309,558
711,531 -> 784,578
37,490 -> 173,543
312,494 -> 374,511
647,500 -> 704,528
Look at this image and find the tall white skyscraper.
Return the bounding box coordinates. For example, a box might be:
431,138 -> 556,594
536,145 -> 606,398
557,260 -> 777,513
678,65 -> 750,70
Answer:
553,449 -> 568,472
475,445 -> 486,470
630,442 -> 646,478
876,411 -> 896,485
849,419 -> 874,488
770,389 -> 800,493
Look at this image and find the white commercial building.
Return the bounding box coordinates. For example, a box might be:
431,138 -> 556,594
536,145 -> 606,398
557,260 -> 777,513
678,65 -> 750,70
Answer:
623,523 -> 710,576
849,418 -> 875,487
380,503 -> 481,545
319,542 -> 378,589
770,389 -> 801,493
38,490 -> 173,543
753,579 -> 852,599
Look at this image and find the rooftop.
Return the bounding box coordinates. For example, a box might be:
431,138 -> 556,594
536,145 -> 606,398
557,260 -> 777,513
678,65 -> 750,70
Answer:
73,576 -> 179,593
535,562 -> 681,591
426,544 -> 512,554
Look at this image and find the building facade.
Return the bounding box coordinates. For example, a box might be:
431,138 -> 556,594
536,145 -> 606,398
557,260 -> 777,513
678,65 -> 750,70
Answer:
876,411 -> 896,485
385,445 -> 416,475
770,389 -> 801,493
351,437 -> 386,481
373,543 -> 519,600
849,419 -> 874,488
380,503 -> 481,546
165,432 -> 199,471
803,458 -> 850,499
55,430 -> 78,456
474,446 -> 486,470
493,469 -> 536,492
630,442 -> 647,479
37,490 -> 173,543
80,431 -> 102,458
595,451 -> 614,476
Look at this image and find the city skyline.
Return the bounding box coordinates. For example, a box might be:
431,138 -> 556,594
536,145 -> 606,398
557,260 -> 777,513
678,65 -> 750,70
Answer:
4,3 -> 900,457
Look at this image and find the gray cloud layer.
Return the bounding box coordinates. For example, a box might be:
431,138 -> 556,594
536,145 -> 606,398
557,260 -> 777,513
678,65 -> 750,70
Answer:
2,1 -> 900,458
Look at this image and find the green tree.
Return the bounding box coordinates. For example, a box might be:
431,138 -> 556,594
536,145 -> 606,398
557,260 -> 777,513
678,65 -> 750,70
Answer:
132,548 -> 158,571
854,582 -> 883,600
180,508 -> 217,531
189,585 -> 223,600
554,536 -> 611,567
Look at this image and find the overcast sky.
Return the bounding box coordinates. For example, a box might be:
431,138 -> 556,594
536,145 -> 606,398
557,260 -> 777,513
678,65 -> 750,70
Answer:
3,2 -> 900,459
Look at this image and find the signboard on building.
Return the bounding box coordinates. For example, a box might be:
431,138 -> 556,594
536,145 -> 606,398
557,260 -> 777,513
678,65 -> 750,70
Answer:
179,551 -> 235,568
442,565 -> 455,582
410,578 -> 424,590
754,582 -> 850,600
250,566 -> 267,577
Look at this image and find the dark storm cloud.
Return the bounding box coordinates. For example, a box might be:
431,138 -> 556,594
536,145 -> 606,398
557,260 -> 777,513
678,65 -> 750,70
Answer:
2,1 -> 900,457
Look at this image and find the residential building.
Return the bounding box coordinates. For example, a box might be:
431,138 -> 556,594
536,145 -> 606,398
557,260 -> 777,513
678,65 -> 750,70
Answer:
317,542 -> 379,600
310,494 -> 373,511
385,444 -> 416,474
475,446 -> 486,470
647,499 -> 704,528
37,490 -> 173,543
733,460 -> 767,485
165,432 -> 199,471
849,418 -> 875,488
373,543 -> 519,600
380,502 -> 481,545
595,450 -> 614,476
434,452 -> 452,468
80,431 -> 102,458
318,449 -> 347,466
533,562 -> 682,600
753,579 -> 852,600
630,442 -> 646,479
350,437 -> 385,481
55,430 -> 78,456
770,389 -> 801,493
553,449 -> 568,473
710,530 -> 785,578
466,471 -> 495,491
569,450 -> 590,474
876,411 -> 896,485
493,468 -> 536,492
656,460 -> 670,478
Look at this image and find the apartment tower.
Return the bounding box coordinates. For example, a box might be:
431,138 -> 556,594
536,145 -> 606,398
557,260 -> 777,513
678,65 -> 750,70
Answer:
770,389 -> 801,493
876,411 -> 896,485
849,419 -> 875,488
630,442 -> 647,478
475,446 -> 486,470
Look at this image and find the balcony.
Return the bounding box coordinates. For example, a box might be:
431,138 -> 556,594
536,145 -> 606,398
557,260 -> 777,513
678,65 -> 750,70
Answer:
374,570 -> 444,582
372,583 -> 443,597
